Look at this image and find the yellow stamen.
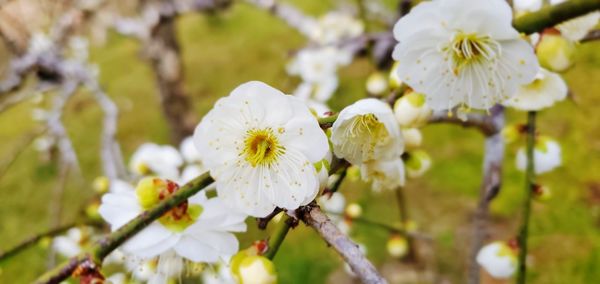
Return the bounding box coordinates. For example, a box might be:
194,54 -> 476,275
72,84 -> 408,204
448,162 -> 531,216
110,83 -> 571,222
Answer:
243,128 -> 285,167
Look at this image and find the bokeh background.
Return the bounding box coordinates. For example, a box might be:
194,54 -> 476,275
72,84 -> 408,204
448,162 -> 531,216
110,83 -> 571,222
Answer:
1,1 -> 600,283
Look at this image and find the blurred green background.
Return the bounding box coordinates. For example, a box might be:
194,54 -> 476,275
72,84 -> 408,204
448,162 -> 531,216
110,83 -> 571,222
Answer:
1,1 -> 600,283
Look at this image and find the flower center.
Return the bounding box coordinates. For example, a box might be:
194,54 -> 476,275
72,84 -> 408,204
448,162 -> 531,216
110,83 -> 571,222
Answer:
135,178 -> 202,232
347,114 -> 387,139
243,128 -> 285,167
447,32 -> 501,75
340,114 -> 390,161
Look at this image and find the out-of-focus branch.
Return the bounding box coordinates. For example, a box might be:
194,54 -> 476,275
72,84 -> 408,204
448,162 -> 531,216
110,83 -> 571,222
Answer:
113,0 -> 232,143
428,110 -> 499,136
47,81 -> 80,172
513,0 -> 600,35
0,221 -> 103,262
245,0 -> 316,36
35,172 -> 215,284
82,70 -> 128,180
299,205 -> 387,284
581,29 -> 600,43
468,105 -> 505,284
145,14 -> 195,143
0,127 -> 47,181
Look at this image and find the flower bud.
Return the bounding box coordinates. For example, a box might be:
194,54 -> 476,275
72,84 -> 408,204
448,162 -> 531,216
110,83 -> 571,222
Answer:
346,165 -> 361,182
386,235 -> 409,258
402,128 -> 423,150
393,92 -> 432,128
345,203 -> 362,218
366,72 -> 388,95
536,34 -> 576,72
502,125 -> 521,144
405,150 -> 432,178
389,61 -> 403,89
92,176 -> 110,194
234,255 -> 277,284
476,241 -> 518,279
85,201 -> 102,221
135,177 -> 162,209
533,184 -> 552,201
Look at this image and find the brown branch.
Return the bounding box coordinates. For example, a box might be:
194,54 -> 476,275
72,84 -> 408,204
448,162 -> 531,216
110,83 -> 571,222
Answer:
581,29 -> 600,43
468,105 -> 505,284
299,205 -> 387,284
0,221 -> 103,262
145,13 -> 196,144
428,110 -> 499,136
245,0 -> 316,36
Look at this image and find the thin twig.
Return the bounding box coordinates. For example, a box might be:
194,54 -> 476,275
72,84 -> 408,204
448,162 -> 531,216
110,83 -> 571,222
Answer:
47,164 -> 71,268
299,205 -> 387,284
0,127 -> 47,181
516,111 -> 537,284
264,215 -> 295,260
0,221 -> 102,262
429,110 -> 498,136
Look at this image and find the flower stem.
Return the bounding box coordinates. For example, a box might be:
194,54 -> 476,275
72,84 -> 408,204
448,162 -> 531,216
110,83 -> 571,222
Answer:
516,111 -> 536,284
395,186 -> 417,261
264,216 -> 293,260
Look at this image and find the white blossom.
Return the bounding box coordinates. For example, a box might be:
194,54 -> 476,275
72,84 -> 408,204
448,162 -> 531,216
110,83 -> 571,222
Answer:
366,72 -> 389,95
360,158 -> 406,191
536,34 -> 576,72
308,11 -> 364,44
393,92 -> 432,128
516,137 -> 562,174
180,136 -> 203,164
236,255 -> 277,284
99,178 -> 247,262
406,150 -> 432,178
392,0 -> 538,110
52,228 -> 88,258
331,98 -> 404,165
504,68 -> 568,111
402,128 -> 423,150
476,241 -> 517,279
129,143 -> 183,180
194,81 -> 329,217
513,0 -> 543,13
288,47 -> 352,102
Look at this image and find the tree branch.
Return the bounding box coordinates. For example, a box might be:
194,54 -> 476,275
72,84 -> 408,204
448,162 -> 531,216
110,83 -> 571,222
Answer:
428,110 -> 499,136
0,221 -> 102,262
468,105 -> 505,284
299,205 -> 387,284
581,29 -> 600,43
513,0 -> 600,35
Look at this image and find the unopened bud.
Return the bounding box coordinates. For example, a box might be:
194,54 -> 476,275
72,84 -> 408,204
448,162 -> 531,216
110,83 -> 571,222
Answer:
536,33 -> 576,72
386,235 -> 409,258
345,203 -> 362,218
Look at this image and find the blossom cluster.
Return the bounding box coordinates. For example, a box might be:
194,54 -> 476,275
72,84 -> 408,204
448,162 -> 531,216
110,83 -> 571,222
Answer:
39,0 -> 595,282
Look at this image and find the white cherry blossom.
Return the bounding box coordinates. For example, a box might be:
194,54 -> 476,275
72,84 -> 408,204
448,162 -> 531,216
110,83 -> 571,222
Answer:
392,0 -> 539,110
194,81 -> 329,217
